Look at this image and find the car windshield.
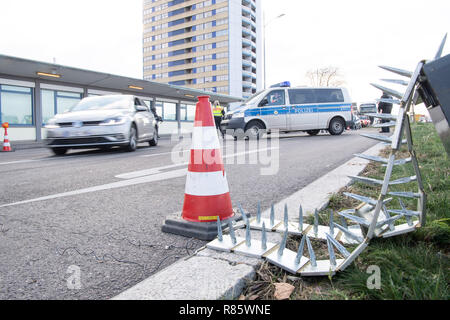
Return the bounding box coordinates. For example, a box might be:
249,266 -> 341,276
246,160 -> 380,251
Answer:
70,96 -> 132,112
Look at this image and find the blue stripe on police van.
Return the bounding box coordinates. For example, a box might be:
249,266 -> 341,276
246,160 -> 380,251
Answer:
245,104 -> 351,117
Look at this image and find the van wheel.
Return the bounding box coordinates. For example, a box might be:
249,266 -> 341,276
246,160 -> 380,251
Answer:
51,148 -> 68,156
307,130 -> 320,136
245,121 -> 265,139
329,118 -> 345,135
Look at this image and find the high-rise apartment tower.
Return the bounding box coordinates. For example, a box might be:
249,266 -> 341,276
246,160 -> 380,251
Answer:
143,0 -> 262,100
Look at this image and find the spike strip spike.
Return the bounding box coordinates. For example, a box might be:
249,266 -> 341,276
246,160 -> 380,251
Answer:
370,83 -> 403,99
340,216 -> 348,229
256,202 -> 261,224
380,79 -> 409,86
327,237 -> 337,266
388,191 -> 420,199
277,229 -> 288,258
261,222 -> 267,250
329,210 -> 334,236
399,199 -> 413,226
337,211 -> 370,227
299,204 -> 303,232
313,209 -> 319,235
335,223 -> 363,243
376,98 -> 401,105
238,203 -> 248,225
305,235 -> 317,267
378,65 -> 413,78
228,220 -> 237,245
388,209 -> 420,217
245,223 -> 251,247
284,204 -> 289,229
435,33 -> 447,60
381,204 -> 395,231
326,233 -> 351,258
365,113 -> 397,121
375,215 -> 403,228
217,217 -> 223,242
270,204 -> 275,227
295,236 -> 306,265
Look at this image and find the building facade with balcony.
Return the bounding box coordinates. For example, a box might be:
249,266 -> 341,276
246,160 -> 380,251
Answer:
143,0 -> 262,104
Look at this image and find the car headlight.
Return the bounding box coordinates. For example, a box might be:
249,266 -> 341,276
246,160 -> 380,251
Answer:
45,119 -> 60,129
100,117 -> 127,126
233,112 -> 245,118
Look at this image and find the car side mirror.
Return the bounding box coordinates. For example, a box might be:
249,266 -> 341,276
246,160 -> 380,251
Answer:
135,105 -> 148,112
259,98 -> 268,107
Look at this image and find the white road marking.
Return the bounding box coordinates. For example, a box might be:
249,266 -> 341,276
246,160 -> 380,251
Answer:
1,147 -> 279,208
0,159 -> 40,165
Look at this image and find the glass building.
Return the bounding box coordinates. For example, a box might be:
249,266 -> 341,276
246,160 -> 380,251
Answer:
143,0 -> 262,102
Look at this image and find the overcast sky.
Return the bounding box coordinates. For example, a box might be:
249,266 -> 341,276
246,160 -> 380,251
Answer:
0,0 -> 449,110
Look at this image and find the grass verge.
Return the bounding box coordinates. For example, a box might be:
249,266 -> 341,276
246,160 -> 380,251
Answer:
241,123 -> 449,300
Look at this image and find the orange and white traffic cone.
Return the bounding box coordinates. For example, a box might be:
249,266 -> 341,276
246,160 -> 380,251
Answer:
162,96 -> 235,240
2,122 -> 12,152
182,96 -> 234,222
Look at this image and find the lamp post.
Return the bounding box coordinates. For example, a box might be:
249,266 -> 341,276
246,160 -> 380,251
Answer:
263,13 -> 286,89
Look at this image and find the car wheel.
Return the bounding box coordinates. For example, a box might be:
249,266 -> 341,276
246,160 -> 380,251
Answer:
51,147 -> 68,156
329,118 -> 345,135
126,125 -> 137,152
245,121 -> 265,139
307,130 -> 320,136
149,128 -> 158,147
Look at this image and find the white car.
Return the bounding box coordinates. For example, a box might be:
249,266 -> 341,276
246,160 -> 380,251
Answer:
45,95 -> 158,155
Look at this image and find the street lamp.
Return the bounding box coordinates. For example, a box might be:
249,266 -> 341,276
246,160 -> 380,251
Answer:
263,13 -> 286,89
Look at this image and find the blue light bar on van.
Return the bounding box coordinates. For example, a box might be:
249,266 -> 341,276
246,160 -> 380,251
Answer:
270,81 -> 291,88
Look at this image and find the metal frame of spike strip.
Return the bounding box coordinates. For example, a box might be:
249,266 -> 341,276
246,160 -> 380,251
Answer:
206,34 -> 447,277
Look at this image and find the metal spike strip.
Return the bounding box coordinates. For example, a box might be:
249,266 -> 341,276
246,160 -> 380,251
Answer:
305,235 -> 317,267
359,133 -> 407,145
370,83 -> 404,99
378,65 -> 413,78
335,223 -> 364,243
217,217 -> 223,242
381,79 -> 410,86
326,233 -> 351,258
295,236 -> 306,265
277,229 -> 289,258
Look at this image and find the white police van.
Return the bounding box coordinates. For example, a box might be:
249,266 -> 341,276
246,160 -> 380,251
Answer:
221,82 -> 353,138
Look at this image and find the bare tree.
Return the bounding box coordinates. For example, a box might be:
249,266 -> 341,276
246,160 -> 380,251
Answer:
305,66 -> 345,87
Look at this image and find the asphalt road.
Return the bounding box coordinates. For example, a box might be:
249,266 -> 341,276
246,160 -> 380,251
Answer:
0,128 -> 378,299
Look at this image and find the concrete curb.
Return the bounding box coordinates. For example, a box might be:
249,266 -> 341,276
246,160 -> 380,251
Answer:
113,142 -> 384,300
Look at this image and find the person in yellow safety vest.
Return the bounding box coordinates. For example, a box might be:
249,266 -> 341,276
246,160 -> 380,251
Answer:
213,100 -> 225,138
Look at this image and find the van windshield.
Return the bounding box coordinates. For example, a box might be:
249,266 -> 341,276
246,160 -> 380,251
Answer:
242,90 -> 266,106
